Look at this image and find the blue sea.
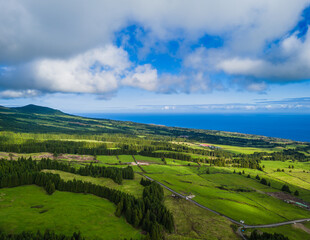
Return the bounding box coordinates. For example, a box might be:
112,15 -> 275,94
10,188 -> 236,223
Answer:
79,113 -> 310,142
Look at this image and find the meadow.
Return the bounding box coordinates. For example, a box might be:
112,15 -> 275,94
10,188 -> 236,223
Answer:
139,164 -> 310,225
43,169 -> 238,239
0,105 -> 310,239
0,185 -> 142,240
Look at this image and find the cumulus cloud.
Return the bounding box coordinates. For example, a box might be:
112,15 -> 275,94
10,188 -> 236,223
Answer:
0,0 -> 310,98
0,90 -> 40,99
122,64 -> 158,91
0,45 -> 161,96
217,29 -> 310,81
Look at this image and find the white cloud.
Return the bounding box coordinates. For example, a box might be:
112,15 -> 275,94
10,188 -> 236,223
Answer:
217,29 -> 310,81
0,0 -> 310,98
123,64 -> 158,91
0,45 -> 161,96
162,105 -> 176,110
0,89 -> 40,99
217,58 -> 265,75
0,0 -> 308,63
33,46 -> 130,93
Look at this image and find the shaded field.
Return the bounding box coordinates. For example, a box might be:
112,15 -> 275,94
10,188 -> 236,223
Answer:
0,185 -> 142,240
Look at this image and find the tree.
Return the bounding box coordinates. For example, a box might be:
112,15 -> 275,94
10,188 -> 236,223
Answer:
260,178 -> 267,185
45,180 -> 55,195
281,184 -> 291,193
294,190 -> 299,196
115,200 -> 123,217
256,175 -> 260,180
247,174 -> 251,178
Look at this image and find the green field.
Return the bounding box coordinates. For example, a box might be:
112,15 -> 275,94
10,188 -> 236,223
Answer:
164,195 -> 238,240
245,224 -> 310,240
0,185 -> 141,240
0,105 -> 310,239
134,155 -> 164,164
118,155 -> 134,162
201,143 -> 281,154
140,164 -> 310,225
42,169 -> 144,198
97,155 -> 119,164
42,169 -> 240,239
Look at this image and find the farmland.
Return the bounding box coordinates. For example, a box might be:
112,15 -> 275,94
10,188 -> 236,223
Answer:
0,105 -> 310,239
0,185 -> 141,240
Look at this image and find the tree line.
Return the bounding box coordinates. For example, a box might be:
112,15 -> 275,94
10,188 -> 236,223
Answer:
249,230 -> 288,240
0,158 -> 133,184
0,230 -> 84,240
0,159 -> 174,239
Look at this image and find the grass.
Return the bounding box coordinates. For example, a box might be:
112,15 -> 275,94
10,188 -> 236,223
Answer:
97,155 -> 118,164
165,158 -> 194,166
142,164 -> 310,225
42,169 -> 240,240
164,195 -> 239,240
42,170 -> 144,198
201,143 -> 280,154
0,185 -> 142,240
245,224 -> 310,240
170,141 -> 280,154
118,155 -> 134,162
134,155 -> 164,164
5,157 -> 310,239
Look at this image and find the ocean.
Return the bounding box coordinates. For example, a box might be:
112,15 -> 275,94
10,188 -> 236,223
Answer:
78,113 -> 310,142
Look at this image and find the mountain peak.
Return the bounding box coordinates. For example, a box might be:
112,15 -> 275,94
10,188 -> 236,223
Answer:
13,104 -> 63,115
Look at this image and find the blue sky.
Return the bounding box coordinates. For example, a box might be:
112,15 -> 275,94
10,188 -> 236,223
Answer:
0,1 -> 310,113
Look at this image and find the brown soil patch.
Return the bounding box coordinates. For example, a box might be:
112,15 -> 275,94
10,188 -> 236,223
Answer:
58,154 -> 95,162
268,192 -> 306,202
9,152 -> 96,162
267,192 -> 310,209
293,223 -> 310,234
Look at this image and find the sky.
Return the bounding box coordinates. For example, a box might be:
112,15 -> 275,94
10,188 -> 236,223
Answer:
0,0 -> 310,114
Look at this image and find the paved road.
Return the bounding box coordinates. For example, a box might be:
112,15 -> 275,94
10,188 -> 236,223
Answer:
138,173 -> 310,239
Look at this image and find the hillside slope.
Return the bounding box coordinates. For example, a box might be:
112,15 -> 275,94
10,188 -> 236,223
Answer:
0,104 -> 295,147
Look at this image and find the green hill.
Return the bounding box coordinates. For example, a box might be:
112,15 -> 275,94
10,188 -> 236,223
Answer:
0,104 -> 297,148
13,104 -> 64,115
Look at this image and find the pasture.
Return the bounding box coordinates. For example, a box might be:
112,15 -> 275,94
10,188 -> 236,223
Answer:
141,164 -> 310,225
42,169 -> 144,198
0,185 -> 141,240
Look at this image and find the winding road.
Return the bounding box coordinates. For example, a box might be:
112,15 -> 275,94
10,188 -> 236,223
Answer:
138,173 -> 310,239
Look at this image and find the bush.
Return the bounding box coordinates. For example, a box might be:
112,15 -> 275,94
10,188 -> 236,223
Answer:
281,184 -> 291,193
260,178 -> 267,185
